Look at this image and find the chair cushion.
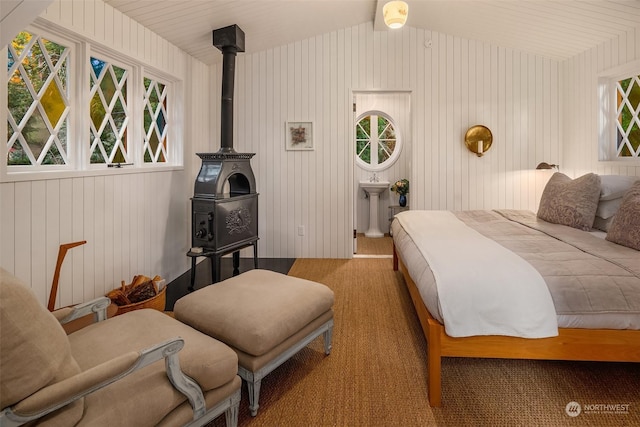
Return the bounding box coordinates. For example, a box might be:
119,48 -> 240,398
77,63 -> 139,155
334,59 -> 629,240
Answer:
174,269 -> 335,356
68,309 -> 238,426
0,268 -> 83,424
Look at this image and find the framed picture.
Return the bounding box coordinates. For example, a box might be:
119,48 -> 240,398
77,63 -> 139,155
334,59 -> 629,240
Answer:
285,121 -> 314,151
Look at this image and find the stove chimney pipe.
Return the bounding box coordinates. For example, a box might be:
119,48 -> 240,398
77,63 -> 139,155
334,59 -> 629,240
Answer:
213,25 -> 245,154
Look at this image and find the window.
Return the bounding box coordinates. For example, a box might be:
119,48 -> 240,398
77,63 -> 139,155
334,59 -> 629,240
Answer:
4,25 -> 180,178
143,76 -> 168,163
615,74 -> 640,158
355,111 -> 402,171
89,56 -> 130,164
7,31 -> 70,166
598,62 -> 640,161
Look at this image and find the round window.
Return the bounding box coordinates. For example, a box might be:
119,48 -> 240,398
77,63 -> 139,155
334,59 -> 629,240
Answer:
355,111 -> 402,171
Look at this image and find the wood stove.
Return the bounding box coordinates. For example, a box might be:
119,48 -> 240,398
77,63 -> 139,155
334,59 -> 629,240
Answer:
188,25 -> 258,288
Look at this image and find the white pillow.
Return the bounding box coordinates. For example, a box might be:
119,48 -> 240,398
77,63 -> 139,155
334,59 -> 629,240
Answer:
599,175 -> 639,201
595,198 -> 623,219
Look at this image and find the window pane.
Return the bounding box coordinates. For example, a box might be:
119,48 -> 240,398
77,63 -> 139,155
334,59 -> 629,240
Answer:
615,75 -> 640,158
6,31 -> 69,166
89,56 -> 129,164
143,76 -> 169,163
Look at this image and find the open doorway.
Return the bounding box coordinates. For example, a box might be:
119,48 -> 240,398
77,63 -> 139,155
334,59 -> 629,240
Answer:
352,91 -> 411,257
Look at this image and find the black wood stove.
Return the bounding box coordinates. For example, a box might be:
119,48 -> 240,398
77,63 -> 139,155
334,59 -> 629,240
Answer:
188,25 -> 258,289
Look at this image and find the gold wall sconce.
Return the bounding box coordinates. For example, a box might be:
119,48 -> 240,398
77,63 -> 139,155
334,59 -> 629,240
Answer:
536,162 -> 559,170
464,125 -> 493,157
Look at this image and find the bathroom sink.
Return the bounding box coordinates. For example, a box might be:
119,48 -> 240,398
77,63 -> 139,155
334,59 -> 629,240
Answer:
359,180 -> 390,195
359,181 -> 389,238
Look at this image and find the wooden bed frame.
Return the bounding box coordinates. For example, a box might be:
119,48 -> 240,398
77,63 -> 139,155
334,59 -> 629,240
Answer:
393,246 -> 640,407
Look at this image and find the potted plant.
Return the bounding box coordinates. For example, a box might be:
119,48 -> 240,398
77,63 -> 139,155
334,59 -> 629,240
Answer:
390,179 -> 409,207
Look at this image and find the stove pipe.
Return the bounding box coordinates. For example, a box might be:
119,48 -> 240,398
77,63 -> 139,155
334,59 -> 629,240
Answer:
213,25 -> 245,154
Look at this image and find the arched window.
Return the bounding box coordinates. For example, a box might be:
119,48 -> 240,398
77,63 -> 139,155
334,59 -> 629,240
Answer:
355,111 -> 402,171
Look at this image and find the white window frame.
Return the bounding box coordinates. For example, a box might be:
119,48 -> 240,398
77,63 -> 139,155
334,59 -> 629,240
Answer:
355,110 -> 403,172
140,69 -> 180,167
598,59 -> 640,163
3,26 -> 79,173
1,19 -> 184,183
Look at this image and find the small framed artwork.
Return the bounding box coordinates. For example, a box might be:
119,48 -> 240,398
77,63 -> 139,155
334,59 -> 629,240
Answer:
285,121 -> 314,151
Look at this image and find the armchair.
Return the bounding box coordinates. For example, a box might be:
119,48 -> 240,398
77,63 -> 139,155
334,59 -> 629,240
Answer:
0,268 -> 241,427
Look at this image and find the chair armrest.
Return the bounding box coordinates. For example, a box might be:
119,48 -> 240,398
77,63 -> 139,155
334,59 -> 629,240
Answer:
0,337 -> 206,426
57,297 -> 111,325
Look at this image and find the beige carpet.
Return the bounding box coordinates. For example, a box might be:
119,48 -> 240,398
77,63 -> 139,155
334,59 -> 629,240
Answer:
213,258 -> 640,426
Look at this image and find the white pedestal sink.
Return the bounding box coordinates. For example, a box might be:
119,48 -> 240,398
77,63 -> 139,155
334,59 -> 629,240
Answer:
360,180 -> 389,238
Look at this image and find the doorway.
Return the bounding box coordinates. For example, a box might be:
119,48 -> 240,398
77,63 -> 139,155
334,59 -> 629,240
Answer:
352,91 -> 411,256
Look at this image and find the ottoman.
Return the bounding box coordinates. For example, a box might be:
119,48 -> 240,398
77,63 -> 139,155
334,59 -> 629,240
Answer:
174,269 -> 334,416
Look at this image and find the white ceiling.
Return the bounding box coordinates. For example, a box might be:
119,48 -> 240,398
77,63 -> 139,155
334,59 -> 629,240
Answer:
103,0 -> 640,65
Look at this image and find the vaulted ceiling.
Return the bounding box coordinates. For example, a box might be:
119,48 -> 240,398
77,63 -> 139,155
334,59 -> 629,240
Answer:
103,0 -> 640,65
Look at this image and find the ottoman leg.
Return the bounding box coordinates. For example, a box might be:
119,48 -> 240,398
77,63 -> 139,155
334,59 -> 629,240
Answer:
225,399 -> 239,427
324,321 -> 334,355
239,367 -> 262,417
246,378 -> 262,417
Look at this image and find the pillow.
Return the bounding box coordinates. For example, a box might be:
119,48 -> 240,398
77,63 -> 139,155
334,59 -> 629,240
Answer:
537,172 -> 601,231
593,216 -> 614,232
0,268 -> 84,423
599,175 -> 639,201
606,181 -> 640,250
595,197 -> 623,219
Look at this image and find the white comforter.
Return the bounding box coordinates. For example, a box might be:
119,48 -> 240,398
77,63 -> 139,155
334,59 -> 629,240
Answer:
395,210 -> 558,338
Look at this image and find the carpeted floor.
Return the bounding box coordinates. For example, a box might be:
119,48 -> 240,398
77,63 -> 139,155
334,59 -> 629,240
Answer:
213,258 -> 640,426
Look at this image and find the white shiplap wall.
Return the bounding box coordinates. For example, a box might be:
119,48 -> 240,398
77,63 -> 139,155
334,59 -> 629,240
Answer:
0,0 -> 211,306
561,27 -> 640,178
226,23 -> 561,259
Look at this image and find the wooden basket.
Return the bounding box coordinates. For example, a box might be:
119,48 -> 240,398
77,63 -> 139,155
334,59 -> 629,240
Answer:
114,284 -> 166,316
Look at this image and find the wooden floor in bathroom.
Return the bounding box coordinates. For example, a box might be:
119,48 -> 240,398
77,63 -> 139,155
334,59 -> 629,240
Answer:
355,233 -> 393,256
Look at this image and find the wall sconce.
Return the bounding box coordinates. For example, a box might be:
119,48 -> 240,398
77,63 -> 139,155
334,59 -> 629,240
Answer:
464,125 -> 493,157
535,162 -> 559,170
383,1 -> 409,29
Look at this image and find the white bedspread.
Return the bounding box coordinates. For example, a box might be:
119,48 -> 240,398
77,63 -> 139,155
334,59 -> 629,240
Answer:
395,210 -> 558,338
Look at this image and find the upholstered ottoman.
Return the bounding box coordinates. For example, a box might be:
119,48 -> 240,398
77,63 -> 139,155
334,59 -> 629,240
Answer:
174,269 -> 334,416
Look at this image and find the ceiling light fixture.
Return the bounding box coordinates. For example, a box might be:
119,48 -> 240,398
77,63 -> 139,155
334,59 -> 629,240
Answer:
383,1 -> 409,29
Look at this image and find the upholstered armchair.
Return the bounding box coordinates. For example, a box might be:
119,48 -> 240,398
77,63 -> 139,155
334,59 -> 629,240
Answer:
0,268 -> 241,427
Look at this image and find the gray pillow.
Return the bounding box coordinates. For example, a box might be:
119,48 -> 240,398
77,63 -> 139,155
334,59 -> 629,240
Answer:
593,216 -> 614,232
537,172 -> 601,231
595,198 -> 623,219
599,175 -> 639,200
606,181 -> 640,251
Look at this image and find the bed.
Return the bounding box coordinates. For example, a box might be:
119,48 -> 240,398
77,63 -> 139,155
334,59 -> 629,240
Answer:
391,173 -> 640,407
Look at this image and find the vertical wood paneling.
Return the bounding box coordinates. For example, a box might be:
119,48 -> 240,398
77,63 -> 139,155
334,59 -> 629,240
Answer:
1,0 -> 203,306
229,22 -> 563,259
31,181 -> 46,303
561,27 -> 639,178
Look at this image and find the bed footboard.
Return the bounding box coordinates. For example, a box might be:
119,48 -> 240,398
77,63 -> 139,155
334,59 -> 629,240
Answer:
394,246 -> 640,407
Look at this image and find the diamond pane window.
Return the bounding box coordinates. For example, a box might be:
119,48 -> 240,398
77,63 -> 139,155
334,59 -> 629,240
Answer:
6,31 -> 70,166
355,112 -> 400,171
89,57 -> 129,164
143,76 -> 169,163
615,74 -> 640,158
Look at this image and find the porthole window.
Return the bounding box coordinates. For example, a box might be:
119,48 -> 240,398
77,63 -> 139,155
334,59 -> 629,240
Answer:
355,111 -> 402,171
